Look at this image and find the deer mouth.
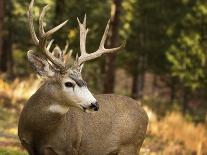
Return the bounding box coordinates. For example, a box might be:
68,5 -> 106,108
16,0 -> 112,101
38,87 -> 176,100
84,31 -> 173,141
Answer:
81,105 -> 87,112
80,105 -> 98,113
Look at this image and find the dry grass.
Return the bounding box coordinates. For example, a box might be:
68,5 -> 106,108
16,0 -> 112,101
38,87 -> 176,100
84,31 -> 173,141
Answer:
0,75 -> 40,111
0,75 -> 40,154
142,107 -> 207,155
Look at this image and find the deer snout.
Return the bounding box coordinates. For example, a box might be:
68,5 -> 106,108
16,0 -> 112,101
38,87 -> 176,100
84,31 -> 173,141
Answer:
90,102 -> 99,111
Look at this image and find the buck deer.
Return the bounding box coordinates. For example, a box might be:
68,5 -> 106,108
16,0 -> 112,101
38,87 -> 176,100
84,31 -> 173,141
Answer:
18,0 -> 148,154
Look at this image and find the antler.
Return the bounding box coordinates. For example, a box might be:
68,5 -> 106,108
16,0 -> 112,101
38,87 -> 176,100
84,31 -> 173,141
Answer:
76,15 -> 125,66
28,0 -> 68,70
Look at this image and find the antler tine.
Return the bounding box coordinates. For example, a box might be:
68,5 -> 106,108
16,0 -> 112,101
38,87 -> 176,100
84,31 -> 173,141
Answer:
62,42 -> 73,65
47,39 -> 54,51
63,41 -> 69,55
45,20 -> 68,38
39,5 -> 49,36
64,49 -> 74,69
77,14 -> 89,56
76,18 -> 125,66
98,19 -> 126,53
28,0 -> 68,70
27,0 -> 39,46
39,5 -> 68,38
68,50 -> 73,57
99,19 -> 110,49
38,4 -> 67,69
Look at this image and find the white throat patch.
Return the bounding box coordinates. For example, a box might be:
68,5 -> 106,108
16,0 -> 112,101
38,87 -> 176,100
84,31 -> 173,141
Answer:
48,104 -> 69,114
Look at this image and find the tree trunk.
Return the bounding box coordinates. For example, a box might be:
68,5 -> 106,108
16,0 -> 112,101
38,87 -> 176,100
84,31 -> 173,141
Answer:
170,77 -> 176,102
131,71 -> 145,99
103,0 -> 122,93
55,0 -> 65,22
182,87 -> 189,113
53,0 -> 66,45
4,35 -> 13,78
139,70 -> 145,99
0,0 -> 4,71
1,0 -> 13,77
139,55 -> 146,99
131,72 -> 139,99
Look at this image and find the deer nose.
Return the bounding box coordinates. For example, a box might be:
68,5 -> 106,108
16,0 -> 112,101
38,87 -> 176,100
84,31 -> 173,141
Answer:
90,102 -> 99,111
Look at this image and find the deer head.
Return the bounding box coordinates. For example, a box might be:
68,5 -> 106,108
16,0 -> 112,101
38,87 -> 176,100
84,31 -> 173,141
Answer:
27,0 -> 125,113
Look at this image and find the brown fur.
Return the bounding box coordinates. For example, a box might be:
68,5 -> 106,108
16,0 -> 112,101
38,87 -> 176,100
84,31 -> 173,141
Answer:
18,83 -> 148,155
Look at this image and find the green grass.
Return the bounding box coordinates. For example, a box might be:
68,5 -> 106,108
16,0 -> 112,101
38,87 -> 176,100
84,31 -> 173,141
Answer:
0,148 -> 27,155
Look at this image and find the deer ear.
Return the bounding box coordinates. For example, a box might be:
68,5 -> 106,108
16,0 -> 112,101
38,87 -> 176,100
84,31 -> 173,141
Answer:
52,46 -> 63,60
27,50 -> 55,77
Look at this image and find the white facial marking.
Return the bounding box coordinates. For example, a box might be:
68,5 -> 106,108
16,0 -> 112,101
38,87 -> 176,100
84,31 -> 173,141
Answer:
62,77 -> 97,109
74,86 -> 96,107
48,104 -> 69,114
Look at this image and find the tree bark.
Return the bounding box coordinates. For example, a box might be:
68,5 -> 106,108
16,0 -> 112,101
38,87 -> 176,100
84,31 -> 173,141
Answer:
0,0 -> 4,71
4,35 -> 13,78
103,0 -> 122,93
182,87 -> 189,113
53,0 -> 66,45
0,0 -> 13,77
131,72 -> 139,99
170,77 -> 176,102
139,69 -> 145,99
139,55 -> 146,99
55,0 -> 65,22
131,71 -> 145,99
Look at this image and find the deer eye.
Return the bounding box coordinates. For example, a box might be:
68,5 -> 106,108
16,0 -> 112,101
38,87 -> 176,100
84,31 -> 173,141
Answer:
64,82 -> 74,88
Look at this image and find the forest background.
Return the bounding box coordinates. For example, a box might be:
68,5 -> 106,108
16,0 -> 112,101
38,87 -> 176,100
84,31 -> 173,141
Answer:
0,0 -> 207,154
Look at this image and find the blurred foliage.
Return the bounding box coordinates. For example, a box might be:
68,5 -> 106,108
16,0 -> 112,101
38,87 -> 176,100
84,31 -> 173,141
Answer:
1,0 -> 207,153
7,0 -> 207,90
0,0 -> 205,119
166,0 -> 207,90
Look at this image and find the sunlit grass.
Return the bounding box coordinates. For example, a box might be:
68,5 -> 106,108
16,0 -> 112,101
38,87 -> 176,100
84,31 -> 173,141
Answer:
142,107 -> 207,155
0,148 -> 27,155
0,75 -> 40,101
0,75 -> 40,154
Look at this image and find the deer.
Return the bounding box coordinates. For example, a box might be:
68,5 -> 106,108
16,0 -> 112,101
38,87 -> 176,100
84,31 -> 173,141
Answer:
18,0 -> 148,155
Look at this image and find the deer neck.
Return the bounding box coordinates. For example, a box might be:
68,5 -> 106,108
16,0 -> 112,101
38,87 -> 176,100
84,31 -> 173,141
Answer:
26,84 -> 70,132
36,82 -> 70,116
48,104 -> 69,114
